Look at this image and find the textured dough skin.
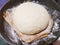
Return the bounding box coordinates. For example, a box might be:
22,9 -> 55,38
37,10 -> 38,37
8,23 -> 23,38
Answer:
13,2 -> 51,35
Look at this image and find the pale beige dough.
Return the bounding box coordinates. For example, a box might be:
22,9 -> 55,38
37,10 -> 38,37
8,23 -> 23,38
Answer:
13,2 -> 51,34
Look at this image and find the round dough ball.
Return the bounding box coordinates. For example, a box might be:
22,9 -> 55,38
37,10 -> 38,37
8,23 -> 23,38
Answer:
13,2 -> 51,34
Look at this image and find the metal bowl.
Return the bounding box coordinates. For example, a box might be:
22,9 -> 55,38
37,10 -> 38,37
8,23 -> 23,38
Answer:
0,0 -> 60,45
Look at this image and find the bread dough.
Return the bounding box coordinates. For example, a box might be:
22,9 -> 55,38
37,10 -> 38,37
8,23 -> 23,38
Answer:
13,2 -> 51,34
3,2 -> 53,43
